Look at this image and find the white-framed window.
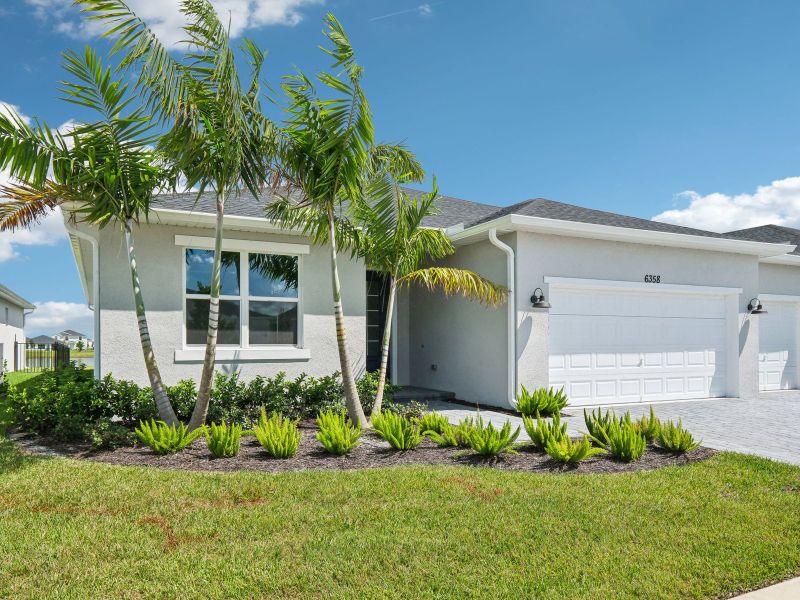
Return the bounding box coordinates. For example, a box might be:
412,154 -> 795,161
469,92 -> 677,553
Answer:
182,245 -> 302,349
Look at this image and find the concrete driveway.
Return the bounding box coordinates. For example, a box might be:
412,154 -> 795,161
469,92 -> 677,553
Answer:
425,391 -> 800,465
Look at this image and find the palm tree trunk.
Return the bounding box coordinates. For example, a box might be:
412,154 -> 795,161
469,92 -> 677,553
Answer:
189,191 -> 225,430
328,209 -> 367,428
371,277 -> 396,416
125,220 -> 178,425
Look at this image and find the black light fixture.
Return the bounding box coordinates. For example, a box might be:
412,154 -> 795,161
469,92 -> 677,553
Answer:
531,287 -> 551,309
748,297 -> 767,315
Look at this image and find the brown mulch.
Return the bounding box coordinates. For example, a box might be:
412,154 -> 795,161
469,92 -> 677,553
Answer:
14,427 -> 717,475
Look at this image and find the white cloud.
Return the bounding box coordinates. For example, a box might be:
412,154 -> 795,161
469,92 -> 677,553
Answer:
652,176 -> 800,233
26,0 -> 323,46
370,3 -> 437,21
0,101 -> 70,263
26,302 -> 93,337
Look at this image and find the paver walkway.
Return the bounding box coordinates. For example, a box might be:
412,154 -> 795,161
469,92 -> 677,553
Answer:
425,391 -> 800,465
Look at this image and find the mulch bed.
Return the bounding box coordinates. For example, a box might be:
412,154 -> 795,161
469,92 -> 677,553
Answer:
12,425 -> 717,475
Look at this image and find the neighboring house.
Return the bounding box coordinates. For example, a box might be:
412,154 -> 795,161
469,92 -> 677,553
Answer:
28,335 -> 55,349
53,330 -> 93,350
62,192 -> 799,410
0,284 -> 35,372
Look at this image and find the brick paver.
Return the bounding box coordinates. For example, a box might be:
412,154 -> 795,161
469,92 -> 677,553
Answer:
425,391 -> 800,465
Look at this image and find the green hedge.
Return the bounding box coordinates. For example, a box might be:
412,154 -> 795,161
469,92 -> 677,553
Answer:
3,364 -> 406,447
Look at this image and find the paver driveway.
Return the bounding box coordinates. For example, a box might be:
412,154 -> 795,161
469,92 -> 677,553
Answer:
425,391 -> 800,465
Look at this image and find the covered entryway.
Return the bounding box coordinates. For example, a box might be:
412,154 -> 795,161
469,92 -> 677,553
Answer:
758,295 -> 800,391
546,277 -> 739,406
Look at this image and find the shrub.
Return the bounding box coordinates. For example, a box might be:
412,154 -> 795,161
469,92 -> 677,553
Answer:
465,415 -> 520,457
315,410 -> 362,455
605,421 -> 647,462
85,419 -> 135,450
372,411 -> 422,450
415,412 -> 450,435
584,408 -> 632,447
205,422 -> 243,458
453,416 -> 478,448
545,435 -> 606,466
522,412 -> 567,452
425,423 -> 460,447
384,399 -> 426,420
168,379 -> 198,422
252,409 -> 301,459
634,406 -> 661,442
135,419 -> 204,454
656,420 -> 700,454
516,386 -> 568,417
357,370 -> 401,415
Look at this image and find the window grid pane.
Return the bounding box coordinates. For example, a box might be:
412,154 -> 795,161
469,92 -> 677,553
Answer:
249,301 -> 298,345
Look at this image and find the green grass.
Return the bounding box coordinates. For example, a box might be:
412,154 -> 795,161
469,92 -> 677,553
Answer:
0,440 -> 797,599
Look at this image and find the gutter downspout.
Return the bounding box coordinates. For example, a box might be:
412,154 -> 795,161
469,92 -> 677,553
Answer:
488,228 -> 516,408
64,224 -> 101,379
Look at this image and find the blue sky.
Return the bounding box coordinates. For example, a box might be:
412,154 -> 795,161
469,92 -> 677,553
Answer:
3,0 -> 800,335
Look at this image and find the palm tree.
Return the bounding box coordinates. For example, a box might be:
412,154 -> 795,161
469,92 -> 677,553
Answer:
354,180 -> 508,415
0,48 -> 179,424
265,14 -> 420,428
78,0 -> 275,430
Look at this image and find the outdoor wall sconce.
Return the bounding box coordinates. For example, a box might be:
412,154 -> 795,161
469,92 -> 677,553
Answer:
531,288 -> 551,309
747,298 -> 767,315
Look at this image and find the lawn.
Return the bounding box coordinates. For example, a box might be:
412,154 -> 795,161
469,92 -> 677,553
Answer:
0,438 -> 798,599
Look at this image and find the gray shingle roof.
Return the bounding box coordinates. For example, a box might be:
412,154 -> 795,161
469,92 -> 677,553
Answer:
466,197 -> 730,239
152,188 -> 499,229
28,335 -> 55,344
725,224 -> 800,255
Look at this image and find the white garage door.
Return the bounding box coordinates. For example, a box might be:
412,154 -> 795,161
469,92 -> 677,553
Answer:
759,299 -> 798,391
548,282 -> 730,406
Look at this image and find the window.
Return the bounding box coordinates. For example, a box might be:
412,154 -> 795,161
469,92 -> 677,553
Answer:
184,248 -> 300,347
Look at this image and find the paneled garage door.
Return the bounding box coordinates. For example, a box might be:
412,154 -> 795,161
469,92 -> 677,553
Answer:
759,298 -> 799,391
548,281 -> 731,406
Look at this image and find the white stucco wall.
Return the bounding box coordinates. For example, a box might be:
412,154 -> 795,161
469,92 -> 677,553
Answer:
759,263 -> 800,296
0,301 -> 25,371
515,232 -> 762,402
408,237 -> 510,406
79,220 -> 367,386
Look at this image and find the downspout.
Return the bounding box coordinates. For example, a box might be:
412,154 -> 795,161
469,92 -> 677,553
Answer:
64,223 -> 101,379
488,228 -> 516,408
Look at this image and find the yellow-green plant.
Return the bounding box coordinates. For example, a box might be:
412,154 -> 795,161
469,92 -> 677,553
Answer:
545,435 -> 606,466
516,386 -> 568,417
605,421 -> 646,462
522,412 -> 567,452
656,420 -> 700,454
252,409 -> 301,459
425,422 -> 460,447
316,410 -> 362,455
584,408 -> 632,447
453,416 -> 478,448
135,419 -> 203,455
372,411 -> 422,450
466,415 -> 520,457
415,412 -> 450,435
205,421 -> 242,458
634,406 -> 661,442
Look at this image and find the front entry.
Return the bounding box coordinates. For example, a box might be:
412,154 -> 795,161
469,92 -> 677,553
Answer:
366,271 -> 391,375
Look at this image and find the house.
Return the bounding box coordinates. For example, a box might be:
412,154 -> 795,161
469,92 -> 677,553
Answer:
27,335 -> 55,349
53,330 -> 93,350
62,191 -> 799,410
0,283 -> 35,372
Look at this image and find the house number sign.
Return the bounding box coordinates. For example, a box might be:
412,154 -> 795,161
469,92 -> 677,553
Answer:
644,274 -> 661,283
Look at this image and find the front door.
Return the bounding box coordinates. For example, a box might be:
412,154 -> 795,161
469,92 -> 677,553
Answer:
366,271 -> 390,375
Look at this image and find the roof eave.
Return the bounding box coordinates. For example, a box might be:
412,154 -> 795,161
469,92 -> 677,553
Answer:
151,207 -> 305,235
0,284 -> 35,310
450,214 -> 797,257
760,254 -> 800,266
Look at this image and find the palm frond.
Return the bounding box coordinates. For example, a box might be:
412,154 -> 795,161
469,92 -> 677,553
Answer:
398,267 -> 508,307
0,182 -> 65,231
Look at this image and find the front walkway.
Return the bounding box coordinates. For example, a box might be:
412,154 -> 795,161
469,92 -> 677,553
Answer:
425,391 -> 800,466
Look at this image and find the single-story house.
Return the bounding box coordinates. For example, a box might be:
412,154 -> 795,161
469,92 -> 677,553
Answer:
53,330 -> 93,350
28,335 -> 55,349
62,192 -> 800,410
0,284 -> 35,372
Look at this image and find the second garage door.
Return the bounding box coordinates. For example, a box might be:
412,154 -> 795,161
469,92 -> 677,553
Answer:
548,280 -> 732,406
758,297 -> 799,391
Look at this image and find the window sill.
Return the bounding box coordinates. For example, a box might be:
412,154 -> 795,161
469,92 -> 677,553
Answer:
174,347 -> 311,364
